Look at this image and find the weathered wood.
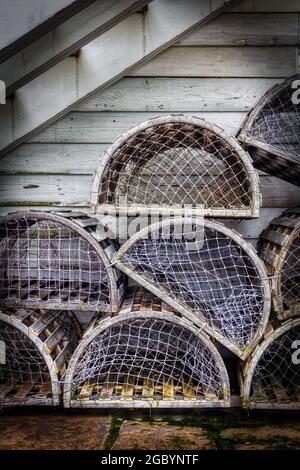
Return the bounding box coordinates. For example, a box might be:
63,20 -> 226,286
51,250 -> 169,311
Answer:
258,208 -> 300,320
63,287 -> 231,408
0,210 -> 125,313
242,318 -> 300,410
229,0 -> 300,12
0,174 -> 298,209
1,0 -> 153,95
177,13 -> 299,46
129,46 -> 296,78
238,75 -> 300,187
28,111 -> 247,143
90,115 -> 261,219
0,144 -> 106,175
75,77 -> 282,112
0,309 -> 80,407
0,0 -> 237,156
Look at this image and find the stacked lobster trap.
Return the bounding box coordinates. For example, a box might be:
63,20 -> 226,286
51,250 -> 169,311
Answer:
1,76 -> 300,409
69,114 -> 271,409
0,210 -> 126,407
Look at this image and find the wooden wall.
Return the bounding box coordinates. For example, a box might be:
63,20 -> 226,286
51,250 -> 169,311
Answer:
0,0 -> 299,246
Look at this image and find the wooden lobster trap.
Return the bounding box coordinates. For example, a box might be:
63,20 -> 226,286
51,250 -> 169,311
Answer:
0,308 -> 80,407
0,210 -> 125,312
90,115 -> 261,218
112,218 -> 271,360
241,319 -> 300,409
64,287 -> 230,409
258,208 -> 300,320
238,74 -> 300,186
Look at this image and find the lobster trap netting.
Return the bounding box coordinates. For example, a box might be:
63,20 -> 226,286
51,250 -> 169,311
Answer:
64,312 -> 230,408
258,208 -> 300,320
238,75 -> 300,186
0,211 -> 123,312
281,237 -> 300,315
0,309 -> 80,407
91,116 -> 260,218
242,321 -> 300,408
115,219 -> 270,358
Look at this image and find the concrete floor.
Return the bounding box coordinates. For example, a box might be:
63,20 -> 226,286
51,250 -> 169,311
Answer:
0,409 -> 300,450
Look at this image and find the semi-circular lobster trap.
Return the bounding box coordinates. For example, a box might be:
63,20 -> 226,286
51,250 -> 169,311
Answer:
238,74 -> 300,186
258,208 -> 300,321
90,116 -> 261,218
242,319 -> 300,409
64,287 -> 230,408
0,211 -> 125,312
0,309 -> 80,407
113,218 -> 271,360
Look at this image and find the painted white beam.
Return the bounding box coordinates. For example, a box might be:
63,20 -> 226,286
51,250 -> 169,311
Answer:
0,0 -> 153,95
0,0 -> 97,61
0,0 -> 75,51
0,0 -> 237,157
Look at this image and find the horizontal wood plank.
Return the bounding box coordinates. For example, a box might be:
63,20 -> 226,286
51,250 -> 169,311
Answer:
177,13 -> 299,46
1,144 -> 106,174
0,174 -> 299,209
4,143 -> 297,176
28,111 -> 246,143
229,0 -> 300,12
75,77 -> 282,112
129,46 -> 297,78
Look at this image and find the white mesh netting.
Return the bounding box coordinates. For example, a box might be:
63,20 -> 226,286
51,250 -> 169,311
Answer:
67,317 -> 227,404
94,117 -> 258,216
246,324 -> 300,406
0,214 -> 111,309
119,222 -> 268,355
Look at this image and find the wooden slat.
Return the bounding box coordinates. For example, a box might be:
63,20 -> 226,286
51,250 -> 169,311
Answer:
129,46 -> 296,78
0,378 -> 15,400
38,381 -> 52,396
204,389 -> 218,401
11,309 -> 33,323
100,383 -> 115,399
142,379 -> 154,399
252,377 -> 268,402
229,0 -> 300,12
0,0 -> 237,156
0,174 -> 299,209
30,311 -> 57,336
28,111 -> 246,143
163,378 -> 174,400
1,0 -> 153,95
79,383 -> 93,399
13,373 -> 41,399
121,378 -> 135,399
183,383 -> 196,400
177,13 -> 298,46
75,77 -> 281,112
269,376 -> 289,402
261,230 -> 290,247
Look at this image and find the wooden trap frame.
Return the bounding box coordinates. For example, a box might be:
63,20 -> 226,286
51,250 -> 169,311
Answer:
0,308 -> 80,407
90,115 -> 261,218
241,319 -> 300,409
258,208 -> 300,321
0,210 -> 125,312
238,74 -> 300,186
64,287 -> 230,409
112,218 -> 271,360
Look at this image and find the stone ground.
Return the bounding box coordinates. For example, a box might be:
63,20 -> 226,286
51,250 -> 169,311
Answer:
0,410 -> 300,450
